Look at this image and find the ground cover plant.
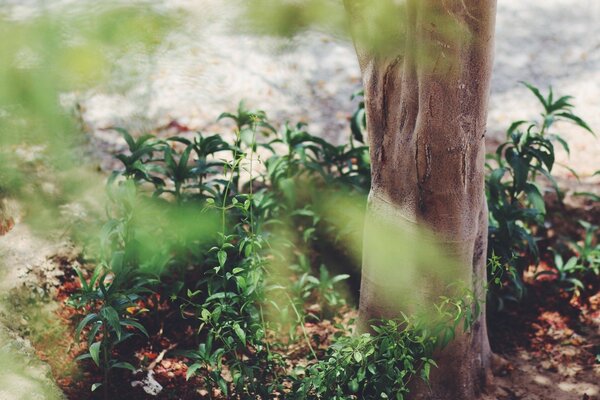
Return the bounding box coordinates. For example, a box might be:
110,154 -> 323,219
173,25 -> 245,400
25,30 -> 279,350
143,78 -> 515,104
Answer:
485,83 -> 596,307
7,84 -> 586,399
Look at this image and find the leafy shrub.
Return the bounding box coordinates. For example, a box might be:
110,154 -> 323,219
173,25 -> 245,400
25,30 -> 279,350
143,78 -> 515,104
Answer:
292,291 -> 480,400
71,100 -> 366,397
568,221 -> 600,276
534,252 -> 586,292
68,83 -> 593,398
535,221 -> 600,293
485,83 -> 594,307
70,267 -> 149,394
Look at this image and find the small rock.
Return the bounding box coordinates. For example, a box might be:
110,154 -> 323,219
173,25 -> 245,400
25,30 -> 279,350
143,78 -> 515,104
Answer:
540,360 -> 557,372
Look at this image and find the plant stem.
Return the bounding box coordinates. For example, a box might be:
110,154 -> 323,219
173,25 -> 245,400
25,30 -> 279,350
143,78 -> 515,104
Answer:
103,331 -> 109,400
285,292 -> 317,360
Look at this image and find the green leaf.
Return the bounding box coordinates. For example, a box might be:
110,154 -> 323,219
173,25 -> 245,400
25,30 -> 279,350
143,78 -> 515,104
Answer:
217,112 -> 238,123
556,162 -> 580,181
75,313 -> 98,341
110,251 -> 125,274
555,112 -> 594,135
548,134 -> 570,155
233,323 -> 246,344
120,319 -> 149,337
205,292 -> 237,302
536,167 -> 563,201
91,382 -> 102,392
101,307 -> 123,340
186,363 -> 202,380
218,376 -> 229,396
87,322 -> 102,347
521,82 -> 548,112
113,127 -> 136,150
566,277 -> 584,290
524,183 -> 546,214
507,120 -> 528,135
353,352 -> 363,363
350,107 -> 366,143
332,274 -> 350,284
573,192 -> 600,202
89,342 -> 101,366
505,149 -> 529,192
73,267 -> 89,292
179,145 -> 193,169
348,378 -> 359,393
217,250 -> 227,267
421,362 -> 431,381
75,353 -> 93,362
111,362 -> 137,372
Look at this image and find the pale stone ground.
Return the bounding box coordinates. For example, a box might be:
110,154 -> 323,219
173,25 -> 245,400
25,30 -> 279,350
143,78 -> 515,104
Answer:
5,0 -> 597,185
0,326 -> 65,400
75,0 -> 600,189
0,207 -> 66,400
0,1 -> 599,399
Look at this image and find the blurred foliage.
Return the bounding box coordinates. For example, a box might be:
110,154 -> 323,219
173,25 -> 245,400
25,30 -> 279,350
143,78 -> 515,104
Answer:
244,0 -> 347,37
0,4 -> 176,229
245,0 -> 471,69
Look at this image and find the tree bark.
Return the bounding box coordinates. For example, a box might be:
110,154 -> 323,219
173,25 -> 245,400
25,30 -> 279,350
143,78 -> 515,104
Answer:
346,1 -> 497,399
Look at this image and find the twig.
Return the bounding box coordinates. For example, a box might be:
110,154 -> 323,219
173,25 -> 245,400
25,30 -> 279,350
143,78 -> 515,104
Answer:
147,343 -> 178,371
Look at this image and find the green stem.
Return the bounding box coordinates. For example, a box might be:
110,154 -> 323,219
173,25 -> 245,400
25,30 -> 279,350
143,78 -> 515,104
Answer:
102,329 -> 109,400
220,156 -> 243,245
285,292 -> 317,360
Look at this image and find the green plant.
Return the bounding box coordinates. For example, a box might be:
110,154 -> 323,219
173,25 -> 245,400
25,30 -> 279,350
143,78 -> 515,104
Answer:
574,170 -> 600,202
292,291 -> 480,400
350,89 -> 367,144
568,220 -> 600,275
486,83 -> 593,306
534,252 -> 586,292
305,264 -> 350,316
69,176 -> 216,396
294,321 -> 435,400
538,220 -> 600,294
86,98 -> 373,397
70,265 -> 149,397
69,84 -> 595,397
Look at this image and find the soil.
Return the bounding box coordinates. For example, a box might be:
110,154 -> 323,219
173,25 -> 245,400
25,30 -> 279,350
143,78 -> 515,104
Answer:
487,285 -> 600,400
4,241 -> 599,400
2,199 -> 598,400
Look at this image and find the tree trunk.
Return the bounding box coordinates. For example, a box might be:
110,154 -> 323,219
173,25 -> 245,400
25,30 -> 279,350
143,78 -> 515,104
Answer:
346,1 -> 497,399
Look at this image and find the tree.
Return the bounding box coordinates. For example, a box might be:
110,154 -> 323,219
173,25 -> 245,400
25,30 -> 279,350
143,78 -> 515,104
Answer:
344,1 -> 497,398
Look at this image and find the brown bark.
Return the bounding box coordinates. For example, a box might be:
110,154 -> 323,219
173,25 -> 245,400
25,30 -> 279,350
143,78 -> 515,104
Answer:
346,1 -> 497,399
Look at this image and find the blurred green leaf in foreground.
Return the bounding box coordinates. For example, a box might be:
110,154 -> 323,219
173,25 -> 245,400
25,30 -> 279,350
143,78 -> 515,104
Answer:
0,3 -> 177,230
